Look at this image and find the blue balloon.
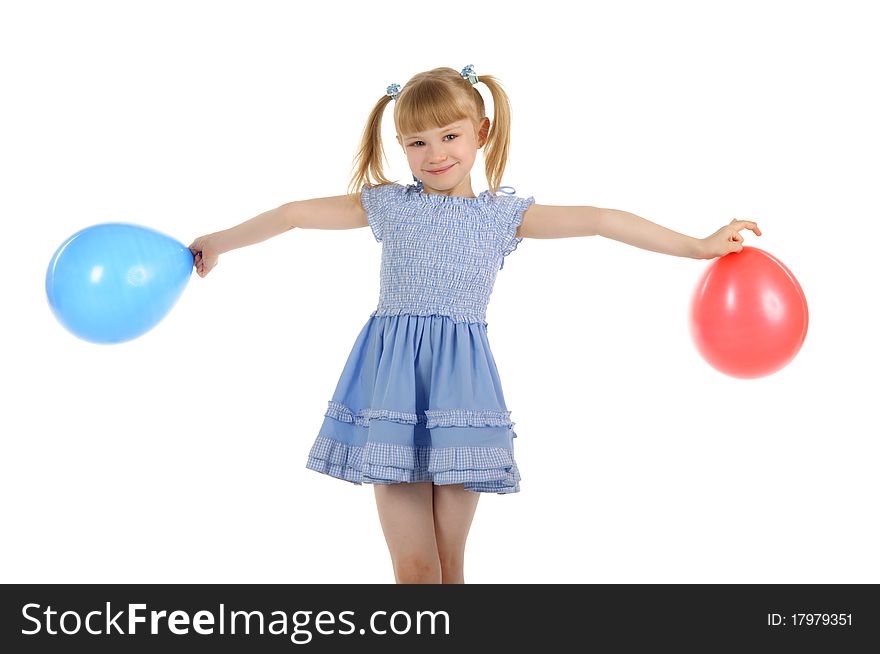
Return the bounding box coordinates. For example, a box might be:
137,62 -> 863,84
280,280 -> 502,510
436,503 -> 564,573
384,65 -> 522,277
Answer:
46,223 -> 193,343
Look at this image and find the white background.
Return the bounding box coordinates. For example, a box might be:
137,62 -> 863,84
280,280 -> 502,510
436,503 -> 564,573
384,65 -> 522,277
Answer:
1,0 -> 877,583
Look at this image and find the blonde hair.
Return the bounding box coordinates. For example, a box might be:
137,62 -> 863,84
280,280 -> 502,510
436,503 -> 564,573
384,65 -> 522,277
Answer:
346,67 -> 514,198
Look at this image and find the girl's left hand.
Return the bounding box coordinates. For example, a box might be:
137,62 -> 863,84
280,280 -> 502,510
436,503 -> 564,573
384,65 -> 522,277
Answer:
699,219 -> 762,259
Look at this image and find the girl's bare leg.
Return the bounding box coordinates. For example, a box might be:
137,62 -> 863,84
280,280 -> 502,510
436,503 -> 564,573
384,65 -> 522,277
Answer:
432,484 -> 480,584
373,482 -> 442,583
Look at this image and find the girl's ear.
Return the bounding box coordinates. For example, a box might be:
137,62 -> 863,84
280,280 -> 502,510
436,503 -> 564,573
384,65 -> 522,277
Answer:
478,117 -> 490,147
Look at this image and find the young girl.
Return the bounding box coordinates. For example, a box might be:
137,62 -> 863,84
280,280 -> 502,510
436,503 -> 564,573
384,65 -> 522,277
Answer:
188,64 -> 760,584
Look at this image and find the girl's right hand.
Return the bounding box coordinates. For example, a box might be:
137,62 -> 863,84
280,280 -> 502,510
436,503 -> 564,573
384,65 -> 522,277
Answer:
188,235 -> 219,278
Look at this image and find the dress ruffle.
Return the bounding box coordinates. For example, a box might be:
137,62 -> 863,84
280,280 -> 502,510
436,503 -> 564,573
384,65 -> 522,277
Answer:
307,429 -> 521,494
324,400 -> 515,429
305,313 -> 522,494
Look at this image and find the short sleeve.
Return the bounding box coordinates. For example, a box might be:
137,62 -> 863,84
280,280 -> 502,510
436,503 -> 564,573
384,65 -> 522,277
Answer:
361,183 -> 405,243
495,193 -> 535,269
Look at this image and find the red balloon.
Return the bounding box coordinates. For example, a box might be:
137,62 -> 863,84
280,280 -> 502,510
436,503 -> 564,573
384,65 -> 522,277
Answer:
689,246 -> 808,379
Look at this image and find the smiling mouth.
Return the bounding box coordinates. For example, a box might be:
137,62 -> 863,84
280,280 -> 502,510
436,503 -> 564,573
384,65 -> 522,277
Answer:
426,164 -> 455,174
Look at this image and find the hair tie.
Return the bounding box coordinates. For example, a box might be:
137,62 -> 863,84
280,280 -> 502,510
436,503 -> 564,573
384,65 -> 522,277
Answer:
386,83 -> 401,101
460,64 -> 479,86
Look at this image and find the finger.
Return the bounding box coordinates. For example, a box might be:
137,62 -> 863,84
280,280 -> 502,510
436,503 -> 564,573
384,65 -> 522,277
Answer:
741,221 -> 761,236
732,219 -> 761,231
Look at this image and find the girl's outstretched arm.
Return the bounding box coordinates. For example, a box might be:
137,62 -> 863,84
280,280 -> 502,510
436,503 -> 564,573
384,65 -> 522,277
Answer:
518,204 -> 760,259
189,194 -> 366,277
600,208 -> 761,259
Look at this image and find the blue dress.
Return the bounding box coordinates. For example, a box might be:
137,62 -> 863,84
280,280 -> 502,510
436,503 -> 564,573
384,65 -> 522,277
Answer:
306,181 -> 536,494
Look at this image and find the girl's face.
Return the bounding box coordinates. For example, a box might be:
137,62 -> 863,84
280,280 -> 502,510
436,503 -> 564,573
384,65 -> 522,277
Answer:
397,117 -> 489,197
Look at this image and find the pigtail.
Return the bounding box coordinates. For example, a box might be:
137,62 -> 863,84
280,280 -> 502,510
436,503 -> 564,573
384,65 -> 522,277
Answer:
347,95 -> 397,199
473,75 -> 513,195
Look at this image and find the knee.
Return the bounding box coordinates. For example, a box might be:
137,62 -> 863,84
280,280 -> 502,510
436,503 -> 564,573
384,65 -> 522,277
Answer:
439,553 -> 465,583
395,556 -> 442,584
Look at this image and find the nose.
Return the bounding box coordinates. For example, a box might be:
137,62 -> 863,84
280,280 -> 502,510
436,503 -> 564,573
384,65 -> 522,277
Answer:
424,143 -> 449,161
